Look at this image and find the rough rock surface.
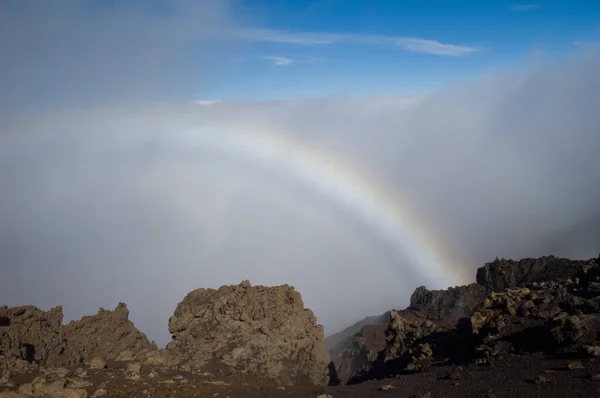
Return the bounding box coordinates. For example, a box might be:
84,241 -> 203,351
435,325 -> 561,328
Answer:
409,283 -> 488,321
325,313 -> 389,350
329,323 -> 387,384
329,255 -> 600,384
0,303 -> 155,372
0,306 -> 65,372
165,280 -> 331,386
476,255 -> 586,292
62,303 -> 156,366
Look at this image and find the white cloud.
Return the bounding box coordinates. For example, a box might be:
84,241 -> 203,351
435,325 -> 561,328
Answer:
261,56 -> 294,66
189,99 -> 224,106
2,52 -> 600,345
511,4 -> 539,11
240,28 -> 478,56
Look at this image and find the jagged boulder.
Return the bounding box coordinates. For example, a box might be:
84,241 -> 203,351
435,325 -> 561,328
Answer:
475,256 -> 586,292
382,311 -> 437,364
61,303 -> 157,366
0,306 -> 65,372
165,280 -> 331,386
0,303 -> 156,372
409,284 -> 488,320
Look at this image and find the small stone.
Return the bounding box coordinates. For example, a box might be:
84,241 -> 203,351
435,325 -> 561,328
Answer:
239,280 -> 252,288
92,389 -> 107,397
116,350 -> 134,362
410,392 -> 431,398
316,395 -> 333,398
127,363 -> 142,375
68,377 -> 93,388
568,361 -> 584,370
533,375 -> 549,384
378,384 -> 395,391
54,368 -> 71,378
45,379 -> 67,394
61,388 -> 88,398
89,357 -> 106,369
584,345 -> 600,357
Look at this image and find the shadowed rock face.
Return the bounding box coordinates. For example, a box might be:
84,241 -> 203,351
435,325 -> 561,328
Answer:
327,255 -> 600,384
0,303 -> 156,371
165,280 -> 331,386
0,306 -> 65,372
476,256 -> 587,292
409,283 -> 488,321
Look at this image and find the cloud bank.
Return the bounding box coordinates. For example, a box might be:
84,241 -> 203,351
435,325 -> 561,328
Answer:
1,2 -> 599,346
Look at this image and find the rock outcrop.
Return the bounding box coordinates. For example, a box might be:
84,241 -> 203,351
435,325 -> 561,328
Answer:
328,255 -> 600,383
165,280 -> 331,386
61,303 -> 157,366
476,256 -> 586,292
0,303 -> 155,372
329,323 -> 387,384
409,283 -> 488,321
0,306 -> 65,372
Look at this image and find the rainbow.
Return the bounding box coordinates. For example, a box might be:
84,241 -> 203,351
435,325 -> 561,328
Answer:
170,119 -> 471,290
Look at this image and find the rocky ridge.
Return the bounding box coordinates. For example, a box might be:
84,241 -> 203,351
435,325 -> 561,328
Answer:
1,280 -> 332,395
0,303 -> 155,374
2,255 -> 600,397
329,255 -> 600,384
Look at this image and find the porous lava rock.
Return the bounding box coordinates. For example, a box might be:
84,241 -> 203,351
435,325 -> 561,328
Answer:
0,303 -> 156,372
62,303 -> 157,365
165,280 -> 331,386
409,283 -> 488,321
0,306 -> 65,372
476,255 -> 586,292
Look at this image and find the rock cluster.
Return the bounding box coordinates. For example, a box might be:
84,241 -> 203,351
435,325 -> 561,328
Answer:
329,255 -> 600,383
164,280 -> 331,386
1,281 -> 332,388
0,303 -> 156,372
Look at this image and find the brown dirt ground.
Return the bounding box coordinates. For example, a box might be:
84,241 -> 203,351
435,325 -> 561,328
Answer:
3,353 -> 600,397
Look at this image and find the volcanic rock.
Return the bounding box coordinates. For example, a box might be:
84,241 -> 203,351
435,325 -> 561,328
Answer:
165,281 -> 331,386
0,303 -> 156,372
409,283 -> 488,321
0,306 -> 65,372
476,256 -> 586,292
62,303 -> 156,366
329,323 -> 387,384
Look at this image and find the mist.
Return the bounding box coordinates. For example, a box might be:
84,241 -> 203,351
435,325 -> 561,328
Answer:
1,2 -> 600,346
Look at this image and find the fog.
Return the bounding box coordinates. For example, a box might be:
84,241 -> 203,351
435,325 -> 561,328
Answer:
1,2 -> 599,346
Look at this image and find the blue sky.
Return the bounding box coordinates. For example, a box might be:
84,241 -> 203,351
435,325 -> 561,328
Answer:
202,0 -> 600,100
1,0 -> 599,111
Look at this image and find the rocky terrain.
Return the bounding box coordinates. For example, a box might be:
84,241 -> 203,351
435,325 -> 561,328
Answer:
2,255 -> 600,397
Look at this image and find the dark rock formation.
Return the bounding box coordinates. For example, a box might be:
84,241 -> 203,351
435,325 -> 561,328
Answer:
165,280 -> 331,386
0,306 -> 65,372
329,322 -> 387,384
409,283 -> 488,321
61,302 -> 157,366
326,313 -> 389,350
475,256 -> 586,292
0,303 -> 155,372
329,255 -> 600,383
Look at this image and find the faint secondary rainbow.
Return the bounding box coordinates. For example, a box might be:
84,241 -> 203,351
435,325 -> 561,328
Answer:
170,120 -> 470,290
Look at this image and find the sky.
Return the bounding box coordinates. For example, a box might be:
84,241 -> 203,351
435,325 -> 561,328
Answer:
1,0 -> 600,346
